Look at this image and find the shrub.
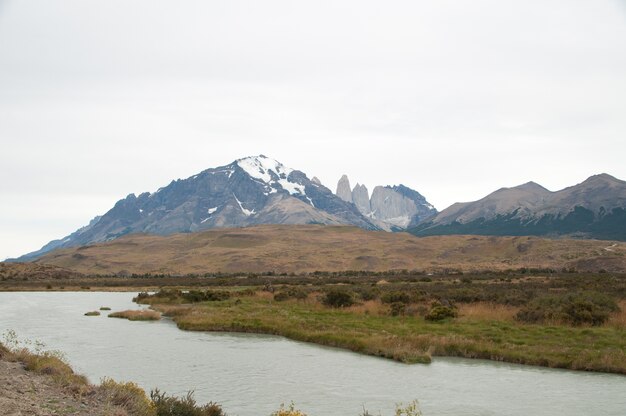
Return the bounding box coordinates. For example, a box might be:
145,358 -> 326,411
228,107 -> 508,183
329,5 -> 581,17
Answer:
389,302 -> 407,316
425,302 -> 458,321
354,287 -> 379,301
151,389 -> 225,416
322,289 -> 355,307
273,292 -> 290,302
84,311 -> 101,316
274,287 -> 308,302
100,378 -> 156,416
381,291 -> 411,305
516,292 -> 619,326
271,402 -> 307,416
181,290 -> 231,303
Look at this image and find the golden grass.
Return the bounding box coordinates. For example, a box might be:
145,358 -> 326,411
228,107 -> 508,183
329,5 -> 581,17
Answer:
108,310 -> 161,321
33,224 -> 626,275
608,300 -> 626,329
1,343 -> 92,395
346,300 -> 389,316
100,378 -> 155,416
457,302 -> 519,322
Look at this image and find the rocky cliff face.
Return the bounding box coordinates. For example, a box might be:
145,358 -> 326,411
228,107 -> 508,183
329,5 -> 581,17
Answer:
411,173 -> 626,241
351,184 -> 371,215
15,156 -> 378,261
334,176 -> 437,231
336,174 -> 352,203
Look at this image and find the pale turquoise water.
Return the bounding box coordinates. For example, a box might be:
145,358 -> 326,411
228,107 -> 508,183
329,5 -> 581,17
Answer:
1,291 -> 625,416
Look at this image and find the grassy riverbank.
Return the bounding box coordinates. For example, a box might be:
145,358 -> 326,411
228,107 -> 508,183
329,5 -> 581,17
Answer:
0,333 -> 421,416
136,273 -> 626,374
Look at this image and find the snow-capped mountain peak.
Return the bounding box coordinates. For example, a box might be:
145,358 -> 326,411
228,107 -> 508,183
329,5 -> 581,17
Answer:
236,155 -> 304,196
237,155 -> 293,183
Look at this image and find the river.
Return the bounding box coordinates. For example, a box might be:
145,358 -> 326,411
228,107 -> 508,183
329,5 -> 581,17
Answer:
1,292 -> 624,416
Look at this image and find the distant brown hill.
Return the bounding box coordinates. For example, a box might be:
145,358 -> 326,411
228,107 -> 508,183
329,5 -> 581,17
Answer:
0,263 -> 83,281
33,225 -> 626,275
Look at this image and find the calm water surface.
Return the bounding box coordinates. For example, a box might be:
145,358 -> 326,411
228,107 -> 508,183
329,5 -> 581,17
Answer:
0,292 -> 625,416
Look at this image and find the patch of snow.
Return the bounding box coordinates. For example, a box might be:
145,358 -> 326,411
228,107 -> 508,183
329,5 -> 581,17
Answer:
278,179 -> 305,195
237,155 -> 293,184
200,217 -> 210,224
207,207 -> 218,214
383,215 -> 411,228
233,193 -> 255,217
306,196 -> 315,207
139,209 -> 144,213
62,238 -> 71,243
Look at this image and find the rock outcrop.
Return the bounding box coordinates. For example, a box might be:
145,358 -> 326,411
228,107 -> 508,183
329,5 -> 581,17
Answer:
334,177 -> 437,230
351,184 -> 371,215
336,174 -> 352,203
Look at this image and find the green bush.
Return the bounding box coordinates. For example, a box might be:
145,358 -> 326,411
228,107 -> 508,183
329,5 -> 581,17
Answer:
389,302 -> 406,316
151,390 -> 224,416
322,289 -> 355,307
425,302 -> 457,321
182,290 -> 231,303
273,292 -> 290,302
274,287 -> 309,302
516,292 -> 619,326
354,287 -> 379,301
381,291 -> 411,305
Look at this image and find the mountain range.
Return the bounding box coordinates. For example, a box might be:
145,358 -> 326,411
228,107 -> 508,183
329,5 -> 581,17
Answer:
11,156 -> 626,262
410,173 -> 626,241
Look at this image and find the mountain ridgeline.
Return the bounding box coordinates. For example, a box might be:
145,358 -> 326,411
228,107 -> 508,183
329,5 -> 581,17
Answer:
15,156 -> 379,261
410,174 -> 626,241
11,156 -> 626,263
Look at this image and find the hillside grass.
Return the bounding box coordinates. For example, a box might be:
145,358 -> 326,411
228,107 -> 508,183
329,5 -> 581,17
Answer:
26,224 -> 626,275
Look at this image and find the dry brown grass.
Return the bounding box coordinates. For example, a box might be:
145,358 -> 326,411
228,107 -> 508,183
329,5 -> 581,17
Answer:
33,224 -> 626,275
457,302 -> 519,322
108,310 -> 161,321
608,300 -> 626,329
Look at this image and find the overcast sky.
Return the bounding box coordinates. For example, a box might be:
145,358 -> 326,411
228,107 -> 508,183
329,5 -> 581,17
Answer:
1,0 -> 625,260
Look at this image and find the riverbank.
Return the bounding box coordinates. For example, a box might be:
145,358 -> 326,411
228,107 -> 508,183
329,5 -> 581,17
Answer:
137,274 -> 626,374
0,341 -> 116,415
0,339 -> 226,416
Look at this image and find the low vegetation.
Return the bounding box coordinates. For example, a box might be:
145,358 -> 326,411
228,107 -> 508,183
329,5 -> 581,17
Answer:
108,310 -> 162,321
136,272 -> 626,373
85,311 -> 101,316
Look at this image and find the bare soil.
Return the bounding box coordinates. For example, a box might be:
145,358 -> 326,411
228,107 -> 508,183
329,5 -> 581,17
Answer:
0,359 -> 110,416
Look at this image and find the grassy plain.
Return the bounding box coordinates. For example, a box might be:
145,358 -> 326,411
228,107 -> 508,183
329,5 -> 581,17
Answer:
135,272 -> 626,374
26,225 -> 626,275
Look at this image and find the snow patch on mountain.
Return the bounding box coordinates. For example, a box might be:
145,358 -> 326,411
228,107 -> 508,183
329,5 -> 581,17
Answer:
233,194 -> 255,217
237,155 -> 293,183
